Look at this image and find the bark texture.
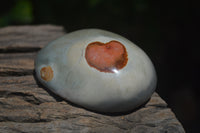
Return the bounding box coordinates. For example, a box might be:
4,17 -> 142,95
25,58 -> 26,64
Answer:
0,25 -> 185,133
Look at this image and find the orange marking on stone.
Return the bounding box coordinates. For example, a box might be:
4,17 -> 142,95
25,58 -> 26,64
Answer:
85,40 -> 128,73
40,66 -> 54,81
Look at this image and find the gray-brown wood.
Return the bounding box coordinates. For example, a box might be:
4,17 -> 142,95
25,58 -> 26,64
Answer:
0,25 -> 185,133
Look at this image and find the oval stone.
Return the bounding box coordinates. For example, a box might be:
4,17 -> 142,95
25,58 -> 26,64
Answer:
35,29 -> 157,113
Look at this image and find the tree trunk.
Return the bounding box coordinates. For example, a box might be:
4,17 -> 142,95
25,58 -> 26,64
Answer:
0,25 -> 185,133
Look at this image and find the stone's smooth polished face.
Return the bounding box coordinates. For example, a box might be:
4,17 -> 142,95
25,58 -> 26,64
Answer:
35,29 -> 157,113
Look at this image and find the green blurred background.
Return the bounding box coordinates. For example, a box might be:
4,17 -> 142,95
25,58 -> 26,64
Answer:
0,0 -> 199,132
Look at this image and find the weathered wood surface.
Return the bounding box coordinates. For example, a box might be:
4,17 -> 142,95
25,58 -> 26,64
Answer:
0,25 -> 185,133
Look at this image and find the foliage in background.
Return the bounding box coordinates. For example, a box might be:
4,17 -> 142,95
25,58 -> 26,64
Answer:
0,0 -> 33,27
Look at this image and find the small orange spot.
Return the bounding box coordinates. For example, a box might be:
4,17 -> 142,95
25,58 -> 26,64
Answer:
40,66 -> 53,81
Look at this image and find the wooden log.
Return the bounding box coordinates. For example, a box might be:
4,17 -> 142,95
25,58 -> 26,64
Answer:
0,25 -> 185,133
0,25 -> 64,50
